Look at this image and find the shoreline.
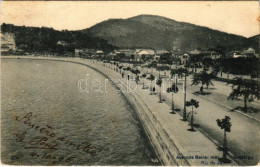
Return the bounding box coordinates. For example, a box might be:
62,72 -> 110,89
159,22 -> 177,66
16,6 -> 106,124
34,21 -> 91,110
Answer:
1,56 -> 162,165
1,56 -> 239,166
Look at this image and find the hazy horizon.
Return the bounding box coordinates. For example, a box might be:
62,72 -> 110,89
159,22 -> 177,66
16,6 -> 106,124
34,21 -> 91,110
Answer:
1,1 -> 259,38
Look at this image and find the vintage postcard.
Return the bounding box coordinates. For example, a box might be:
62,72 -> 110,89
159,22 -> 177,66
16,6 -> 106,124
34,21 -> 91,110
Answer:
0,1 -> 259,166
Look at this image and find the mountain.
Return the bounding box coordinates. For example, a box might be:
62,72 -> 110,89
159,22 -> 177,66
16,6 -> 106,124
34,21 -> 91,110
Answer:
249,35 -> 259,43
82,14 -> 258,51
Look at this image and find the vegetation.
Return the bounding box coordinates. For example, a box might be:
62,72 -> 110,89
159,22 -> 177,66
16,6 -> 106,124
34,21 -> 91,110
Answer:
156,77 -> 163,103
83,15 -> 258,51
156,66 -> 170,71
147,74 -> 155,95
166,82 -> 179,113
130,69 -> 140,75
159,52 -> 173,66
202,58 -> 213,71
166,83 -> 178,93
147,62 -> 157,68
142,73 -> 147,89
228,77 -> 259,113
1,23 -> 116,54
216,116 -> 232,163
214,57 -> 259,77
185,99 -> 199,131
191,70 -> 216,93
171,68 -> 188,79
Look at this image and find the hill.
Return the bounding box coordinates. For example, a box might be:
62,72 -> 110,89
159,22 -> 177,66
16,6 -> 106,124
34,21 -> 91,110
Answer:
1,23 -> 116,54
82,14 -> 258,51
249,35 -> 259,43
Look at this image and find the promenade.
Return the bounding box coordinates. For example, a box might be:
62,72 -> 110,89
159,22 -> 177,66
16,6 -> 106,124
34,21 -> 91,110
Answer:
4,56 -> 256,165
119,62 -> 260,165
82,58 -> 240,166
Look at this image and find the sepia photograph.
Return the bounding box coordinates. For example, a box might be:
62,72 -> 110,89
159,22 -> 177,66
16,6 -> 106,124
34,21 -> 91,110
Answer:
0,1 -> 259,166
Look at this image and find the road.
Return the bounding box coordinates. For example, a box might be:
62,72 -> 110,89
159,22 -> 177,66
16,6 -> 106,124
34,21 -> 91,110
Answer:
117,62 -> 260,165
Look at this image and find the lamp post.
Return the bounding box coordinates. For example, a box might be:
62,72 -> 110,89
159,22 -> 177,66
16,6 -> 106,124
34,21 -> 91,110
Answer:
183,65 -> 187,121
169,74 -> 178,113
171,81 -> 174,112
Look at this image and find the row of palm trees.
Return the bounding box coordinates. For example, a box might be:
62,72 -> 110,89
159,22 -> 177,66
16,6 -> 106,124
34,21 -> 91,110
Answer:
99,59 -> 233,163
103,57 -> 259,113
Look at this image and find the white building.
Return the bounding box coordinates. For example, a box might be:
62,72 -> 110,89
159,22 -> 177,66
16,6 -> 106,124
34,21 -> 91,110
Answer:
0,32 -> 16,53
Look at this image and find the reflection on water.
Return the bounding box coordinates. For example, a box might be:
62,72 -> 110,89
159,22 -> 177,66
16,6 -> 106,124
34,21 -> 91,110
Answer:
1,58 -> 160,165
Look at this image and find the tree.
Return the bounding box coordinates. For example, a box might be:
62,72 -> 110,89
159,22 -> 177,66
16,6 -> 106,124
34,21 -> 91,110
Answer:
147,74 -> 155,95
135,75 -> 140,85
167,82 -> 178,113
216,116 -> 232,163
117,53 -> 125,62
171,68 -> 189,120
142,73 -> 147,89
185,99 -> 199,131
202,58 -> 213,71
228,77 -> 259,113
159,52 -> 173,68
171,68 -> 188,79
135,69 -> 141,75
189,54 -> 203,72
215,57 -> 259,79
147,62 -> 157,75
191,70 -> 216,93
1,23 -> 116,55
156,77 -> 163,103
118,66 -> 123,73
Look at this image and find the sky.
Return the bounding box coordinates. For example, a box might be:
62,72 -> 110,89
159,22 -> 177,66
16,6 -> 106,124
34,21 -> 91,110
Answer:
0,1 -> 259,38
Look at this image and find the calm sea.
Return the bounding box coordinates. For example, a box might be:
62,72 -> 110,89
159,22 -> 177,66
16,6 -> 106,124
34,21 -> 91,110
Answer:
1,58 -> 160,165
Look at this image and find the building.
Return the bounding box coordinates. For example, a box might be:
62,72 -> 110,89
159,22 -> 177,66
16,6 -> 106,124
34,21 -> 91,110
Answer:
243,47 -> 256,57
0,32 -> 16,54
75,48 -> 97,58
228,51 -> 246,58
108,51 -> 118,60
154,50 -> 170,60
172,50 -> 190,64
134,49 -> 155,61
189,49 -> 202,55
57,41 -> 69,46
155,50 -> 169,55
203,51 -> 222,60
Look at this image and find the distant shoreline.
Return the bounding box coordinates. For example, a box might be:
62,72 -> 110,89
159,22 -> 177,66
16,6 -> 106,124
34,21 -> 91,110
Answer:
1,55 -> 162,165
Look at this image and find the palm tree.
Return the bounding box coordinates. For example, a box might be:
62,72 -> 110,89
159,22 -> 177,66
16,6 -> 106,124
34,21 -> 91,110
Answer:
171,68 -> 188,79
142,73 -> 147,89
147,74 -> 155,95
191,69 -> 216,93
156,77 -> 163,103
118,66 -> 123,74
217,116 -> 232,163
228,77 -> 259,113
167,82 -> 178,113
185,99 -> 199,131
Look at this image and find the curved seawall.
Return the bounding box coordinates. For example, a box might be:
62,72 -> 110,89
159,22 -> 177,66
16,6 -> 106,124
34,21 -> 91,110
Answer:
1,57 -> 159,165
2,56 -> 238,166
1,56 -> 186,165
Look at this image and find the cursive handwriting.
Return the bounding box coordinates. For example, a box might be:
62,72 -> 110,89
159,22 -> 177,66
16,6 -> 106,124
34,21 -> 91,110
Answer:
16,112 -> 56,138
29,151 -> 76,163
15,112 -> 102,157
